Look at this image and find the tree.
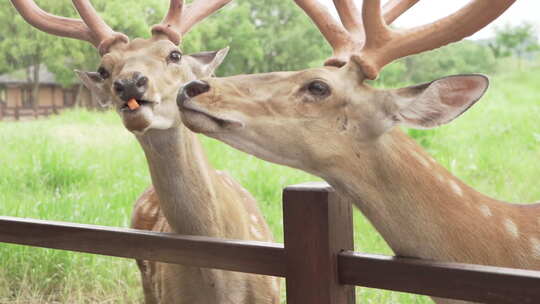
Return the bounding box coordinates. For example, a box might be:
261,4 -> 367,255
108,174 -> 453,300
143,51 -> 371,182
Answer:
377,40 -> 496,87
0,0 -> 167,108
184,0 -> 330,76
1,0 -> 331,98
488,22 -> 539,59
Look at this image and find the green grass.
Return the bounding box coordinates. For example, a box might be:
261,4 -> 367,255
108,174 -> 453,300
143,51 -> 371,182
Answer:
0,66 -> 539,303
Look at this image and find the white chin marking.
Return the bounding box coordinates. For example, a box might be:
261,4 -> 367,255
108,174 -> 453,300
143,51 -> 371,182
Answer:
149,116 -> 174,130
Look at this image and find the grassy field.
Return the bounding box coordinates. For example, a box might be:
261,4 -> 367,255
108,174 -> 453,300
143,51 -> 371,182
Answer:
0,66 -> 539,303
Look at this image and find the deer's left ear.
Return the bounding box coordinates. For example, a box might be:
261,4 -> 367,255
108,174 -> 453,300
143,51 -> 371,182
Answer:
187,47 -> 229,78
386,74 -> 489,129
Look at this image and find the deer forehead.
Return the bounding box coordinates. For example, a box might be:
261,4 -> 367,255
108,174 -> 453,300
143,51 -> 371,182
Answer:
102,39 -> 178,69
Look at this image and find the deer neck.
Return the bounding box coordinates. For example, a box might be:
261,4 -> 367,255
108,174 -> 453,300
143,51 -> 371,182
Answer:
136,125 -> 220,236
324,129 -> 511,262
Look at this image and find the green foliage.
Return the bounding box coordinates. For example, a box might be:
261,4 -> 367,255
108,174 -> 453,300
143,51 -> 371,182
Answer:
0,0 -> 167,87
183,0 -> 330,76
376,40 -> 496,87
488,22 -> 539,58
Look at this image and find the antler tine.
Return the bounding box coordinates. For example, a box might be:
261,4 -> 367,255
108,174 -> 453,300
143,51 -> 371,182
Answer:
293,0 -> 350,54
357,0 -> 515,79
332,0 -> 363,35
151,0 -> 232,46
293,0 -> 418,67
72,0 -> 128,55
151,0 -> 184,45
11,0 -> 95,45
11,0 -> 127,56
382,0 -> 420,25
180,0 -> 232,36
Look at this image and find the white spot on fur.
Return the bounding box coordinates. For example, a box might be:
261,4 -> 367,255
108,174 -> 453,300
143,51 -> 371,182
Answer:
531,238 -> 540,259
448,180 -> 463,196
479,205 -> 492,217
411,151 -> 430,168
250,214 -> 259,224
504,219 -> 519,239
251,226 -> 263,239
435,173 -> 444,182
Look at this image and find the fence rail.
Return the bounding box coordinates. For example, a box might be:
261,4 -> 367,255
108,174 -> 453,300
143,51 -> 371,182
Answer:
0,104 -> 64,120
1,182 -> 540,303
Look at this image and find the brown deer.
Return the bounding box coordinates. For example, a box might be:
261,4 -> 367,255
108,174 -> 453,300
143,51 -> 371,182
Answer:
177,0 -> 525,303
10,1 -> 279,303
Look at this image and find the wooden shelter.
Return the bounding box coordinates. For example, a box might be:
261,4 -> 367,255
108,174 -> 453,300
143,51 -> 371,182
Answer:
0,65 -> 77,120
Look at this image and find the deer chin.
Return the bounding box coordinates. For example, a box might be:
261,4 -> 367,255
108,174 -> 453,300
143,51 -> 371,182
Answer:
119,98 -> 176,134
180,102 -> 244,134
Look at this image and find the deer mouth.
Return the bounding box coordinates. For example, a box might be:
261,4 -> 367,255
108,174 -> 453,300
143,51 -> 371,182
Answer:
119,99 -> 154,113
181,103 -> 243,130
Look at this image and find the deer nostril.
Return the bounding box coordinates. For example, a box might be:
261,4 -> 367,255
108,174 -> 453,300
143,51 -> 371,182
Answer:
184,80 -> 210,98
136,75 -> 148,88
113,81 -> 124,93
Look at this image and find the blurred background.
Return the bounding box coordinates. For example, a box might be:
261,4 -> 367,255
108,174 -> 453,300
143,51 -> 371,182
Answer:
0,0 -> 539,303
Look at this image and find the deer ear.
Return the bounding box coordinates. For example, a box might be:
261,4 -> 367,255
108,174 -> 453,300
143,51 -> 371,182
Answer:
75,70 -> 111,107
388,74 -> 489,129
187,47 -> 230,78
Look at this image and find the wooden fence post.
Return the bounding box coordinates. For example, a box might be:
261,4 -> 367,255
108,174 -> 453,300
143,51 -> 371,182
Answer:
283,182 -> 355,304
14,103 -> 19,121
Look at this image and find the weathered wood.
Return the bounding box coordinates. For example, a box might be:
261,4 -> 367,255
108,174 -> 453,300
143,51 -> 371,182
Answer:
339,251 -> 540,303
283,182 -> 355,304
0,216 -> 286,277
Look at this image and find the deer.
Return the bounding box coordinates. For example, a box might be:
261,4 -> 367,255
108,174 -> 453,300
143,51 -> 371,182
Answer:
10,1 -> 279,303
176,0 -> 528,303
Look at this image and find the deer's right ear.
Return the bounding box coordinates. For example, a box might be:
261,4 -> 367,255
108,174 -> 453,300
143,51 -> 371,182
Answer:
75,70 -> 111,107
187,47 -> 230,77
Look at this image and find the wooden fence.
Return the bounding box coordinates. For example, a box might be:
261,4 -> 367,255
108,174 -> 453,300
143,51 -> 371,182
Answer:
1,182 -> 540,303
0,103 -> 62,120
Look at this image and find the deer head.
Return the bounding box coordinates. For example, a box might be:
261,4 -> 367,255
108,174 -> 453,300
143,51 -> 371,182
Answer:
11,0 -> 231,134
177,0 -> 513,175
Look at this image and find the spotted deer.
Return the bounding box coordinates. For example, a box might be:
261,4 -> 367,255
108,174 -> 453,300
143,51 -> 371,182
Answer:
176,0 -> 525,303
10,1 -> 279,303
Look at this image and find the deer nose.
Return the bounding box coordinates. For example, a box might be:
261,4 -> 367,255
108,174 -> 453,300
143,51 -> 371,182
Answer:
113,72 -> 149,101
177,80 -> 210,107
184,80 -> 210,98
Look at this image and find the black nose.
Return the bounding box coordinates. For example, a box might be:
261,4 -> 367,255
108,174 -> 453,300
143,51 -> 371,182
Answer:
177,80 -> 210,108
114,72 -> 149,101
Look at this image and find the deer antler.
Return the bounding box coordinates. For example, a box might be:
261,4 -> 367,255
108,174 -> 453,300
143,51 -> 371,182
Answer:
10,0 -> 128,56
294,0 -> 420,68
296,0 -> 514,79
151,0 -> 232,45
357,0 -> 515,79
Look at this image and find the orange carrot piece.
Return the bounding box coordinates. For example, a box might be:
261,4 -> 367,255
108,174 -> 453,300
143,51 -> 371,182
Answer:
127,98 -> 140,110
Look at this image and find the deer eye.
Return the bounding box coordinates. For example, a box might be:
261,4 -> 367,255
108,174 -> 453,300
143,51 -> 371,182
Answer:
167,50 -> 182,64
307,80 -> 330,97
97,66 -> 110,79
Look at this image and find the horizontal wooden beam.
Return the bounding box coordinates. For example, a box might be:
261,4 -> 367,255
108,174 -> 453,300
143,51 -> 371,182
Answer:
0,216 -> 286,277
338,251 -> 540,303
3,215 -> 540,303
